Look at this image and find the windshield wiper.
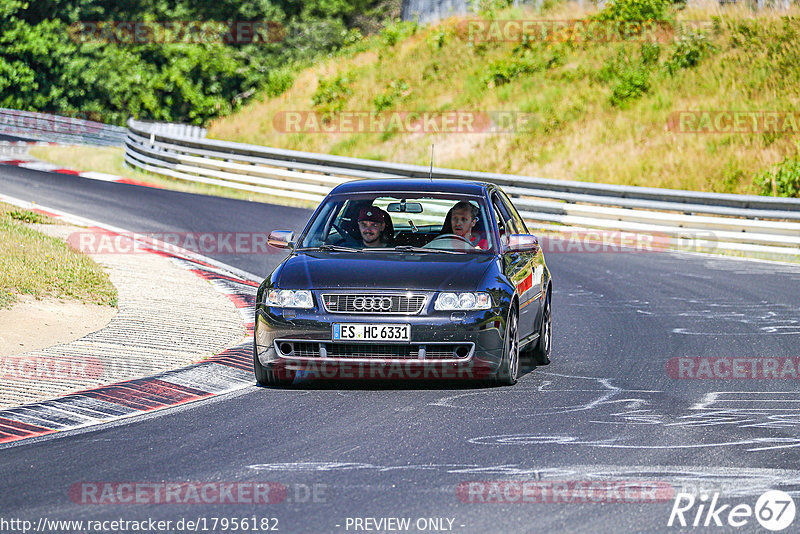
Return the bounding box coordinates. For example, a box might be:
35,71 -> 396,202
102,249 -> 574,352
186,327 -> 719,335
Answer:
367,246 -> 463,255
299,244 -> 362,252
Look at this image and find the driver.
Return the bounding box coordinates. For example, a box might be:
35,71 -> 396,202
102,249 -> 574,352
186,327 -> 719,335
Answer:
358,206 -> 389,248
450,201 -> 488,249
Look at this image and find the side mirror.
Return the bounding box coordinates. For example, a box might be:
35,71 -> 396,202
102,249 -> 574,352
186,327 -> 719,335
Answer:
268,230 -> 295,249
507,234 -> 539,253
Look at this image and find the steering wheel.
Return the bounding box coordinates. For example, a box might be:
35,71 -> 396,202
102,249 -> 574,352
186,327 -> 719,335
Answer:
425,233 -> 473,247
330,222 -> 350,242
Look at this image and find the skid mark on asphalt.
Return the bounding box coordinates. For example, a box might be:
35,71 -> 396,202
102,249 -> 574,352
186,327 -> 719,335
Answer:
247,462 -> 800,498
556,280 -> 800,334
427,373 -> 800,452
429,372 -> 658,417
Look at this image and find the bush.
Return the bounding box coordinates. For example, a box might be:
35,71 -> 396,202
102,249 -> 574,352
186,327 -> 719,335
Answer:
666,33 -> 711,74
312,74 -> 353,113
373,79 -> 410,111
265,68 -> 295,97
602,45 -> 655,107
610,68 -> 650,107
755,158 -> 800,197
380,19 -> 417,47
483,50 -> 561,88
470,0 -> 513,19
594,0 -> 671,22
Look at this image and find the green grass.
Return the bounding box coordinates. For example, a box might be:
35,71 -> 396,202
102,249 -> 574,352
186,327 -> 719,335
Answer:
206,0 -> 800,198
0,203 -> 117,309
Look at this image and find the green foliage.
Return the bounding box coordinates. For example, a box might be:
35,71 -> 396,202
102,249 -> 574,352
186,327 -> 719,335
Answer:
601,43 -> 661,107
610,68 -> 650,107
755,158 -> 800,198
8,209 -> 49,224
666,33 -> 711,74
641,42 -> 661,65
265,68 -> 295,97
373,79 -> 410,111
312,74 -> 353,113
484,48 -> 562,88
380,19 -> 417,47
427,26 -> 449,51
594,0 -> 671,22
470,0 -> 514,19
0,0 -> 398,125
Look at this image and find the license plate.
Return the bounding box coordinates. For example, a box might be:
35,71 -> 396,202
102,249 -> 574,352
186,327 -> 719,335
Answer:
332,323 -> 410,342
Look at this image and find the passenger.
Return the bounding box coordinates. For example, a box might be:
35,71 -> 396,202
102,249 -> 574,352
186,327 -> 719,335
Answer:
358,206 -> 389,248
449,200 -> 488,249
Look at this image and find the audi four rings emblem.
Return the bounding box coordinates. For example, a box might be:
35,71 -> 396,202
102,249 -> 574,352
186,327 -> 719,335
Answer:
353,296 -> 393,311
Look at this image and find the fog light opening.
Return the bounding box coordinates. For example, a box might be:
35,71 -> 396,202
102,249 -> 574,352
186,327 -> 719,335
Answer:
455,346 -> 469,358
279,342 -> 294,356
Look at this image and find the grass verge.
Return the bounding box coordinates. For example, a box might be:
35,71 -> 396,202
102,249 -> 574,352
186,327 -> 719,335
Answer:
0,203 -> 117,309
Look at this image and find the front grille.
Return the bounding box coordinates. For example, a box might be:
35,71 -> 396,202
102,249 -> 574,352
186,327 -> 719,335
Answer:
292,342 -> 321,358
328,343 -> 417,359
321,293 -> 427,314
276,340 -> 473,360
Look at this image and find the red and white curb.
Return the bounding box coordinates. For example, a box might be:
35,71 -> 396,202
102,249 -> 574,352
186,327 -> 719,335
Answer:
0,194 -> 260,446
0,151 -> 159,188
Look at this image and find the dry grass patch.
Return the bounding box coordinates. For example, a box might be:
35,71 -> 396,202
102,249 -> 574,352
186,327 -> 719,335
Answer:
0,202 -> 117,309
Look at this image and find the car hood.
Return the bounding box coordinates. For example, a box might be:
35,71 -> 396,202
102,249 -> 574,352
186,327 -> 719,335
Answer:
276,251 -> 496,291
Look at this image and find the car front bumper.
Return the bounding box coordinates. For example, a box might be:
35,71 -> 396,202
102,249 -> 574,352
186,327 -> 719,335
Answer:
254,305 -> 507,380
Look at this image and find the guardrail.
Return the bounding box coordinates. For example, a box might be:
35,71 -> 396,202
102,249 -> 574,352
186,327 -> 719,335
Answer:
0,108 -> 127,146
124,118 -> 800,258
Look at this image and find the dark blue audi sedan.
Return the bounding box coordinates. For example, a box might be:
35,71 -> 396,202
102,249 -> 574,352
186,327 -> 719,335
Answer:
254,179 -> 552,386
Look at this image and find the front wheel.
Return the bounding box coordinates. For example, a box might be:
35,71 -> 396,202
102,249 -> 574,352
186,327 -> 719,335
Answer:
527,295 -> 551,366
492,307 -> 519,386
254,339 -> 295,386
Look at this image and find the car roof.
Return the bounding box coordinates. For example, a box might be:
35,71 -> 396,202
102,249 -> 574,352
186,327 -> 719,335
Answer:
329,178 -> 494,196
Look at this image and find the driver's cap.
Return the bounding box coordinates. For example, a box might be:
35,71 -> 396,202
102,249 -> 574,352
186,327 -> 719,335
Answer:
358,207 -> 384,223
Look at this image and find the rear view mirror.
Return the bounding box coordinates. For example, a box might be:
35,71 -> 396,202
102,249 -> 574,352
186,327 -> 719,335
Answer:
507,234 -> 539,253
387,201 -> 423,213
268,230 -> 295,249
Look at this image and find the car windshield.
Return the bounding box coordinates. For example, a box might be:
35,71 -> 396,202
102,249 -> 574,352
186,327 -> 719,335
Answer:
297,192 -> 496,253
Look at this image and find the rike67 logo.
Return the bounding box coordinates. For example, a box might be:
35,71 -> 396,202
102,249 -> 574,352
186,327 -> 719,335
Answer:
668,490 -> 796,531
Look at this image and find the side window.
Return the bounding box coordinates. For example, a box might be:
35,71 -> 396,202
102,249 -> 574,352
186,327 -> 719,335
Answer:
498,189 -> 528,234
328,201 -> 358,243
492,193 -> 519,235
491,195 -> 517,249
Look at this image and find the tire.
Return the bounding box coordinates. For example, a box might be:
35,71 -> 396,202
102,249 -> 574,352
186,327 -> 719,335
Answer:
253,339 -> 295,386
491,306 -> 519,386
528,293 -> 551,366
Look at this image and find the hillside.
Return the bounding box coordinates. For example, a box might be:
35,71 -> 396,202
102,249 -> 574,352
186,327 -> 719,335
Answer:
207,0 -> 800,196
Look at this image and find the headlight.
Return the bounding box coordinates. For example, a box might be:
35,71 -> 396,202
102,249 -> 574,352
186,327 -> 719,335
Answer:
266,289 -> 314,309
434,292 -> 491,311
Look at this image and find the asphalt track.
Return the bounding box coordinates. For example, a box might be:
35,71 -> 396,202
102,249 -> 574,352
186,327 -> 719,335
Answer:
2,164 -> 800,533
